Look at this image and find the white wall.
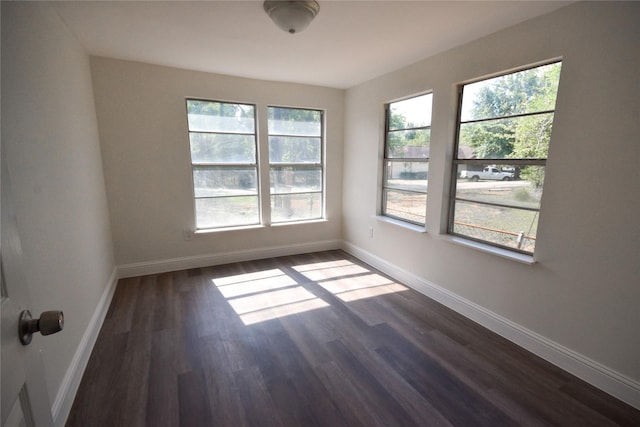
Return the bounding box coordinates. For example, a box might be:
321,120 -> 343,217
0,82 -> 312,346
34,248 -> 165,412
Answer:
90,58 -> 344,271
2,2 -> 116,423
343,0 -> 639,398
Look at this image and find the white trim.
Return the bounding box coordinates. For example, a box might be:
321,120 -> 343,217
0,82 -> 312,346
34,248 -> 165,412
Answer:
52,267 -> 119,427
440,235 -> 536,265
374,215 -> 427,233
341,241 -> 640,410
117,239 -> 342,278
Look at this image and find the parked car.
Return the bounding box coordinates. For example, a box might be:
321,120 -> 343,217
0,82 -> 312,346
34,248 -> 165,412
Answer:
460,167 -> 514,181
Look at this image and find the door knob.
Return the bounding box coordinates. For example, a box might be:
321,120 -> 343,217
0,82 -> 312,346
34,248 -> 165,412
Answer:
19,310 -> 64,345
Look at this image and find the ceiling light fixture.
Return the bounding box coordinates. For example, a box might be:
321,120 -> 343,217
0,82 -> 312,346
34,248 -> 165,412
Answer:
263,1 -> 320,34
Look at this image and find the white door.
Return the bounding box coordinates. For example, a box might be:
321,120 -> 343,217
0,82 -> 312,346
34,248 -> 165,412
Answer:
1,150 -> 54,426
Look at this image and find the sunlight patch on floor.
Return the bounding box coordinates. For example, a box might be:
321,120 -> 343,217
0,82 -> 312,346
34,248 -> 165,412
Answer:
336,283 -> 408,302
213,268 -> 284,286
239,298 -> 330,326
213,269 -> 297,298
318,273 -> 408,302
212,269 -> 329,325
293,260 -> 369,281
228,286 -> 317,315
212,258 -> 408,326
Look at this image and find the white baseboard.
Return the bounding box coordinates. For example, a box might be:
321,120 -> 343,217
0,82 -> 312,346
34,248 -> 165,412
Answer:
52,267 -> 119,427
341,241 -> 640,410
117,239 -> 342,278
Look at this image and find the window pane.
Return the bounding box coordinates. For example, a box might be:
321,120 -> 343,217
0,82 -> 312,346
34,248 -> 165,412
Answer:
383,189 -> 426,225
271,193 -> 322,222
269,136 -> 321,163
187,100 -> 255,133
268,106 -> 323,223
460,62 -> 561,122
451,61 -> 561,253
190,133 -> 255,164
268,107 -> 321,136
452,200 -> 539,253
456,165 -> 544,209
270,167 -> 321,194
458,113 -> 554,159
386,129 -> 430,158
196,196 -> 259,228
389,94 -> 432,130
382,93 -> 432,226
384,161 -> 428,192
193,167 -> 257,197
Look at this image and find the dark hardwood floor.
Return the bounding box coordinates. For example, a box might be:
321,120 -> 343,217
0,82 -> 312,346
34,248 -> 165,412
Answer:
66,250 -> 640,426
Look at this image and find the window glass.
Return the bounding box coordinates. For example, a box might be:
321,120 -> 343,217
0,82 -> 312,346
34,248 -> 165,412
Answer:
186,99 -> 259,229
195,197 -> 259,229
189,133 -> 256,164
270,167 -> 322,193
192,167 -> 257,197
268,107 -> 324,223
450,62 -> 562,254
383,189 -> 428,225
271,194 -> 322,223
460,62 -> 561,122
268,107 -> 321,136
382,93 -> 432,225
269,136 -> 321,163
187,100 -> 255,133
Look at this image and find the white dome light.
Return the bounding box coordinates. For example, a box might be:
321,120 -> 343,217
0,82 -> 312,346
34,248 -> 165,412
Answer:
264,1 -> 320,34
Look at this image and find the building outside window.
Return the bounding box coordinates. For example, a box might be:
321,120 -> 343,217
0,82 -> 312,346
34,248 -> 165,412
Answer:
450,61 -> 562,254
382,93 -> 433,225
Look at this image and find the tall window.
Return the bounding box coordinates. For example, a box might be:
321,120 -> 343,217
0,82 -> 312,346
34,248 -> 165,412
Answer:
186,99 -> 259,229
450,61 -> 562,254
382,93 -> 432,225
268,107 -> 323,223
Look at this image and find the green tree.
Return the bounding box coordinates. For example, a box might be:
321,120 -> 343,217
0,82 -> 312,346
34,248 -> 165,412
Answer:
268,107 -> 321,163
387,95 -> 432,158
187,100 -> 256,164
463,63 -> 561,186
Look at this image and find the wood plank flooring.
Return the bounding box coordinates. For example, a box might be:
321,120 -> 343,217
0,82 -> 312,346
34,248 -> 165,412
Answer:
66,250 -> 640,426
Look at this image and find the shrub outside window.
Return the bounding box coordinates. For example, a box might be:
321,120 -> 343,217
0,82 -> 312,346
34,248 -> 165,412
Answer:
186,99 -> 259,229
268,107 -> 324,223
450,61 -> 562,254
382,93 -> 433,225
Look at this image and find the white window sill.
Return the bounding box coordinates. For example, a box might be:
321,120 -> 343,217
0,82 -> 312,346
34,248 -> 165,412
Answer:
374,215 -> 427,233
193,219 -> 327,235
270,218 -> 328,228
440,235 -> 536,264
194,224 -> 265,235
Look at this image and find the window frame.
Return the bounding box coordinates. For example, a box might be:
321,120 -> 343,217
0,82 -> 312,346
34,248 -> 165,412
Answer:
448,60 -> 562,255
186,98 -> 260,230
267,106 -> 325,224
381,93 -> 433,227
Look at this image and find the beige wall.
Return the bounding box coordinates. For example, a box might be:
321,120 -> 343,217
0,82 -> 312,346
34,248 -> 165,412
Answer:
2,1 -> 115,421
90,58 -> 344,269
342,0 -> 639,386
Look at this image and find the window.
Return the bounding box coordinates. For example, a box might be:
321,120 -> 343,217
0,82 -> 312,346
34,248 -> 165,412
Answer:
186,99 -> 259,229
382,93 -> 433,225
268,106 -> 323,223
185,101 -> 325,230
450,61 -> 562,254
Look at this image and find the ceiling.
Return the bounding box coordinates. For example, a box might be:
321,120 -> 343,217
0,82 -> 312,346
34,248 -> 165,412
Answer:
52,1 -> 572,89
